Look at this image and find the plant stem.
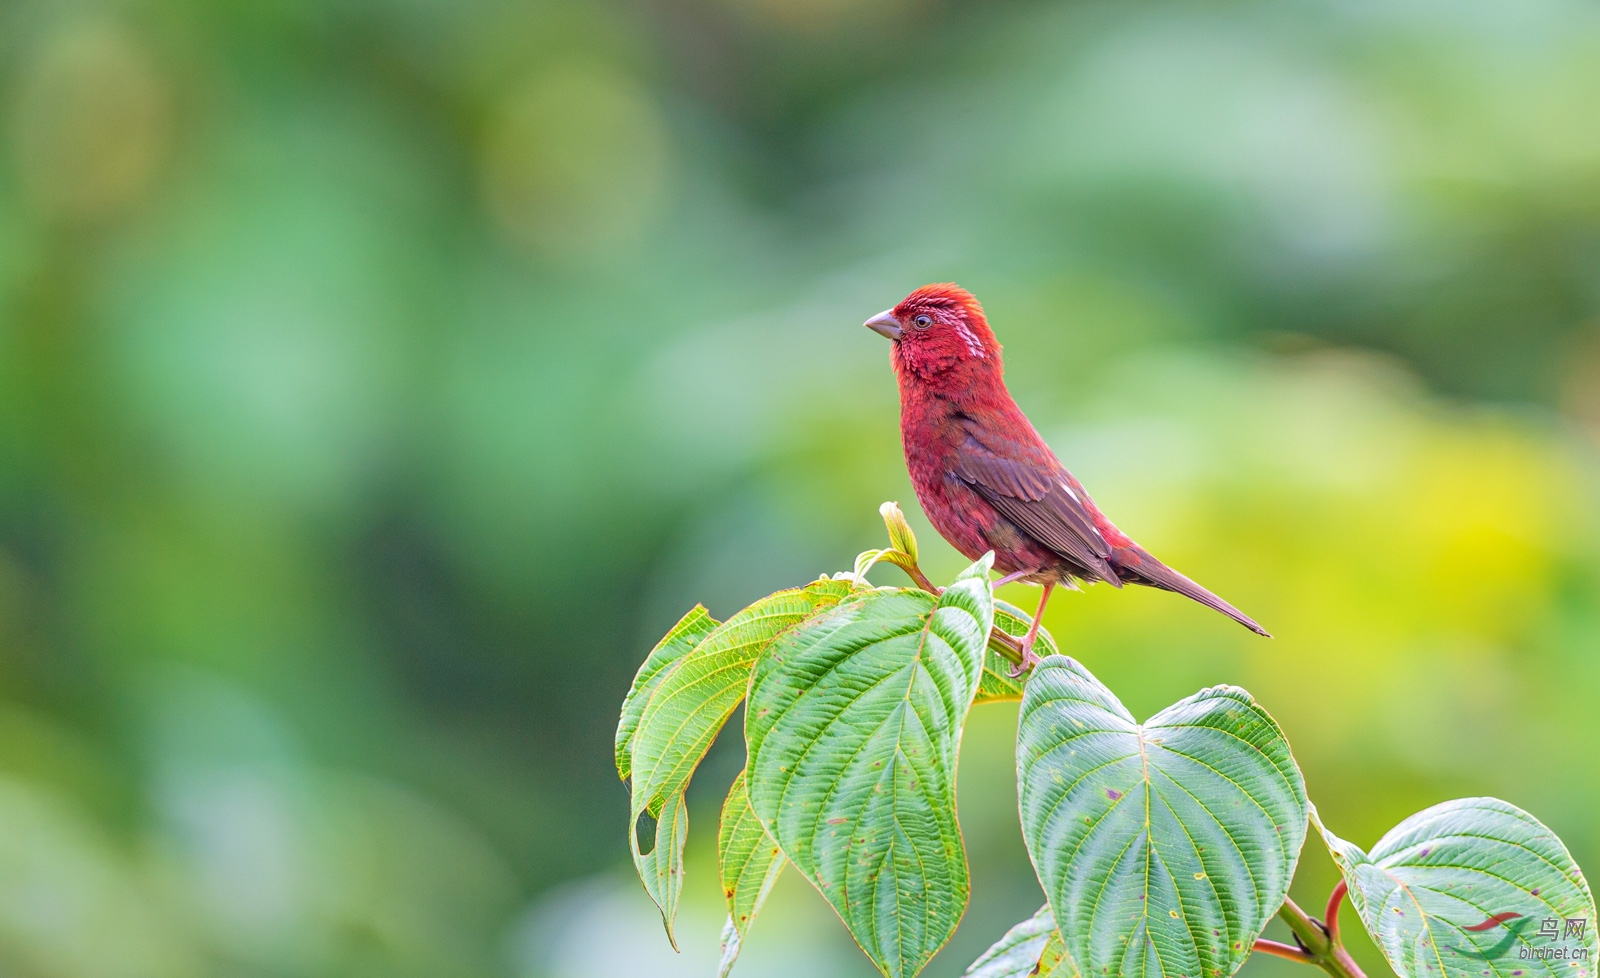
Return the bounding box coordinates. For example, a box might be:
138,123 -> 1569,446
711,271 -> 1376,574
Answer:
1254,939 -> 1316,963
897,562 -> 1026,666
902,563 -> 940,595
1256,895 -> 1366,978
1325,881 -> 1348,945
988,629 -> 1025,666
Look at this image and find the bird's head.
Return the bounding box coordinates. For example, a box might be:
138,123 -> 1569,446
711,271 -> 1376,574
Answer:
864,283 -> 1001,382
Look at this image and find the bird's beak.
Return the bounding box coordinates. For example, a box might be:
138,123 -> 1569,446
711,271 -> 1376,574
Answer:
864,309 -> 903,340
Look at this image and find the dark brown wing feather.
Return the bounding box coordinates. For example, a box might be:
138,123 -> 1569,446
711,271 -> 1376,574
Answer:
953,429 -> 1120,585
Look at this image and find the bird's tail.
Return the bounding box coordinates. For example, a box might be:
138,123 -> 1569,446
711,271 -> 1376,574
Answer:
1111,546 -> 1271,638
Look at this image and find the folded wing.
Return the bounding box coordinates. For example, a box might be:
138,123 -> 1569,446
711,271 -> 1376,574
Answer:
953,426 -> 1120,586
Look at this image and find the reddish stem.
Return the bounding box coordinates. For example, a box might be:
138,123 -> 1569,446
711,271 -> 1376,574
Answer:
1254,939 -> 1316,963
904,564 -> 940,595
1325,880 -> 1348,945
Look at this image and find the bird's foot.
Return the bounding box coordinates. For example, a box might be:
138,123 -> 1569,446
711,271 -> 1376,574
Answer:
1007,639 -> 1042,679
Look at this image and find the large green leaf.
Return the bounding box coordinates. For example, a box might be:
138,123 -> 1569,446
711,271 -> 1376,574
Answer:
717,769 -> 787,978
1016,656 -> 1307,978
745,557 -> 995,978
963,904 -> 1057,978
974,598 -> 1059,705
1315,799 -> 1598,978
626,577 -> 855,940
616,605 -> 719,781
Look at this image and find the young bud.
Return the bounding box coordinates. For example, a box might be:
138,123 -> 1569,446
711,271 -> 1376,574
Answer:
879,501 -> 918,563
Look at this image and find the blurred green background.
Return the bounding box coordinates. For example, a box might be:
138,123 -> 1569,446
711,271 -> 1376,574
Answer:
1,0 -> 1598,975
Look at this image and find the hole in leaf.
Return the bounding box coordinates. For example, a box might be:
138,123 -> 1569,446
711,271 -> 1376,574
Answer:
635,809 -> 659,855
633,806 -> 659,851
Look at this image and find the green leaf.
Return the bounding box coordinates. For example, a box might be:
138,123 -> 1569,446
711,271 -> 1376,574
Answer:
632,790 -> 688,950
854,548 -> 891,583
964,904 -> 1056,978
630,578 -> 855,816
852,547 -> 920,587
717,769 -> 787,978
627,578 -> 855,941
1037,930 -> 1066,977
616,605 -> 719,781
974,598 -> 1059,705
1016,656 -> 1308,978
1314,798 -> 1599,978
880,500 -> 918,563
745,556 -> 996,978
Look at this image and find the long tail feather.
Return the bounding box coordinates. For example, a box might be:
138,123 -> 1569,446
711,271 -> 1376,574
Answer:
1111,547 -> 1271,637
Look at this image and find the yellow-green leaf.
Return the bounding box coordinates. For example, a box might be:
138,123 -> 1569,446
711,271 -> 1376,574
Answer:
626,578 -> 854,941
879,500 -> 918,563
716,769 -> 786,978
615,605 -> 718,781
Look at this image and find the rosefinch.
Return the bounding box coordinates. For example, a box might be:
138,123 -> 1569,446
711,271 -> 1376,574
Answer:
866,283 -> 1269,674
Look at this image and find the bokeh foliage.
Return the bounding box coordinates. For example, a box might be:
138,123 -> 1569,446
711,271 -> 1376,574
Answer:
1,0 -> 1599,975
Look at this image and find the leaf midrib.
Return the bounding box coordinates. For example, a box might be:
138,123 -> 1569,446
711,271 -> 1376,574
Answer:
839,599 -> 949,975
1355,857 -> 1451,978
762,609 -> 933,842
1026,664 -> 1307,978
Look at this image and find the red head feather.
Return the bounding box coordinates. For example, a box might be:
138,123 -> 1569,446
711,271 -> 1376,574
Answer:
886,283 -> 1003,383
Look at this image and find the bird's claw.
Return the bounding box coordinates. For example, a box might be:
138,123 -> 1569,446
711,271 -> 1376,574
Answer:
1007,647 -> 1041,679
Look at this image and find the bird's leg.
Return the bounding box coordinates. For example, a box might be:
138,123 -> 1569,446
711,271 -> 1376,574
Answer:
993,569 -> 1031,588
1008,581 -> 1055,678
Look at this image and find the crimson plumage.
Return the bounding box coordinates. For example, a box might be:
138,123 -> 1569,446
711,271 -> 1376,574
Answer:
865,283 -> 1269,673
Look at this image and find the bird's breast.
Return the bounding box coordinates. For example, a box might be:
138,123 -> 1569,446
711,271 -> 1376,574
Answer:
898,395 -> 1000,565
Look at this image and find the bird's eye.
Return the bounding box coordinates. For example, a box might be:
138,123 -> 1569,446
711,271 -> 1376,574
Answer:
912,315 -> 933,329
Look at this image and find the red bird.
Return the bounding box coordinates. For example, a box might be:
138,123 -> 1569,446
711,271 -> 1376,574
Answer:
865,283 -> 1269,674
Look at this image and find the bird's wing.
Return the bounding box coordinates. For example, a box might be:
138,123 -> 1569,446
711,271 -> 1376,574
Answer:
953,425 -> 1120,585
